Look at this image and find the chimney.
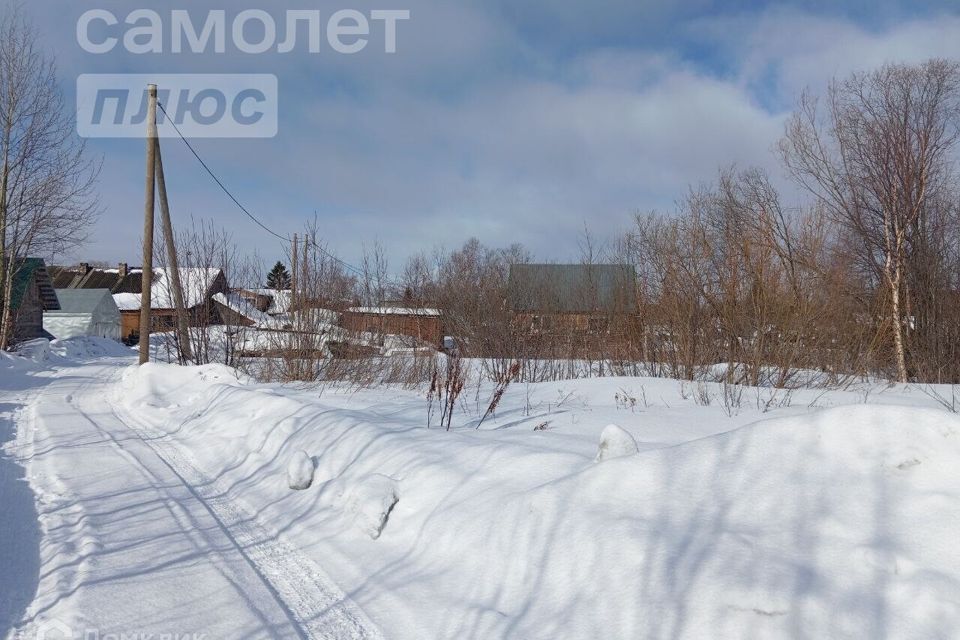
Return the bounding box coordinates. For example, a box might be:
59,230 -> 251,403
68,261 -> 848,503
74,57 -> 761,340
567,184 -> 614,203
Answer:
80,262 -> 92,275
118,262 -> 129,277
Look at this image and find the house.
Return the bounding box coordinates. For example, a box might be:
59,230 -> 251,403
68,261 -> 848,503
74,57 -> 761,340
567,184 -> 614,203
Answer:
506,264 -> 639,354
236,288 -> 294,316
6,258 -> 60,344
111,268 -> 229,341
211,292 -> 275,328
234,289 -> 275,313
341,306 -> 443,346
49,262 -> 230,342
43,289 -> 121,341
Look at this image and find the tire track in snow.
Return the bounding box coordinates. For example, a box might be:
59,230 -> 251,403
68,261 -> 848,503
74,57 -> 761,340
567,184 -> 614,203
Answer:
104,366 -> 383,640
21,371 -> 303,638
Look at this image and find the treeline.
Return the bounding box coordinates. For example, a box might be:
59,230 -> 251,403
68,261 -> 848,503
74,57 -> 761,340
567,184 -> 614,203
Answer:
140,58 -> 960,388
382,59 -> 960,386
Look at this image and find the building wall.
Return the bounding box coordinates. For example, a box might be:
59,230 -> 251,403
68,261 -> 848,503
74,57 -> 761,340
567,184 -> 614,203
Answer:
120,309 -> 192,341
511,312 -> 641,357
12,277 -> 45,342
342,311 -> 443,345
120,311 -> 140,341
118,274 -> 230,342
214,302 -> 256,327
43,314 -> 93,340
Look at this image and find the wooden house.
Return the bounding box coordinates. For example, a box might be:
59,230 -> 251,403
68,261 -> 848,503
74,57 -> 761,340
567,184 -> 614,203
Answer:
341,306 -> 443,346
7,258 -> 60,344
506,264 -> 639,355
50,263 -> 228,342
111,268 -> 228,342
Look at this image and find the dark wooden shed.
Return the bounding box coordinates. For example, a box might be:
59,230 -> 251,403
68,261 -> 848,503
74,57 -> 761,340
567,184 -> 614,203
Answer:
8,258 -> 60,344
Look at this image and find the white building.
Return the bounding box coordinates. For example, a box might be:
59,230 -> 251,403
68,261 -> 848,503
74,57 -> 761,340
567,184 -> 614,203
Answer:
44,289 -> 121,341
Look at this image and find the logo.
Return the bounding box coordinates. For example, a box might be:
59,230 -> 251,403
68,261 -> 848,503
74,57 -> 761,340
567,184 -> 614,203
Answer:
34,619 -> 74,640
77,74 -> 278,138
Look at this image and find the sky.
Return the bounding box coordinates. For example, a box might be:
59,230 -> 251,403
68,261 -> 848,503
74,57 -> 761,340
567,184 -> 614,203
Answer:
22,0 -> 960,271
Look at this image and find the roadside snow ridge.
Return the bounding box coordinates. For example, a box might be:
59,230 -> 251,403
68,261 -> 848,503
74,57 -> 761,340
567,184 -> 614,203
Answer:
112,401 -> 384,640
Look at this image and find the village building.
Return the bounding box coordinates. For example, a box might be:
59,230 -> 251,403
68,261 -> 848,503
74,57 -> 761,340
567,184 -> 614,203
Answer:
111,268 -> 228,342
506,263 -> 639,356
50,263 -> 228,342
233,289 -> 276,314
341,306 -> 443,346
43,289 -> 121,341
6,258 -> 60,344
211,292 -> 276,328
48,262 -> 142,293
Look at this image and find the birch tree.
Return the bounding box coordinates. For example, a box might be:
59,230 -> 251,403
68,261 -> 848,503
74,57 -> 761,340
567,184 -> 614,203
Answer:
780,59 -> 960,382
0,5 -> 100,348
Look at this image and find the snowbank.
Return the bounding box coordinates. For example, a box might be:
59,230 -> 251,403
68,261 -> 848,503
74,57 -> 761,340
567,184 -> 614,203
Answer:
11,338 -> 53,363
49,337 -> 131,360
112,363 -> 960,639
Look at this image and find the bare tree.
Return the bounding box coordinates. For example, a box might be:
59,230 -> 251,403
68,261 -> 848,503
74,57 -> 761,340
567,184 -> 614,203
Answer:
780,59 -> 960,382
0,5 -> 99,348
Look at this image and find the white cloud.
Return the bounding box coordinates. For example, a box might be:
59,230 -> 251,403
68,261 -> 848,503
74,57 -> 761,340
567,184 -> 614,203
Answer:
261,62 -> 786,261
693,8 -> 960,106
31,1 -> 960,267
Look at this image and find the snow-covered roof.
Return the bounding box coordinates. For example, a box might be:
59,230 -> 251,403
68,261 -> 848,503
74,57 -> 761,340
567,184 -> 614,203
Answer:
246,288 -> 292,315
111,268 -> 223,311
212,292 -> 275,328
113,292 -> 141,311
347,307 -> 441,317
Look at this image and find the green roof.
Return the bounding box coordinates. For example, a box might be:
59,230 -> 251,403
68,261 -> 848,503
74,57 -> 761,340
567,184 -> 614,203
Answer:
507,264 -> 638,314
9,258 -> 60,312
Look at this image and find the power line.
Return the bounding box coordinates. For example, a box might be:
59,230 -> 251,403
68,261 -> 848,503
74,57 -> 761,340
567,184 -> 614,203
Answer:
157,102 -> 290,244
156,101 -> 370,279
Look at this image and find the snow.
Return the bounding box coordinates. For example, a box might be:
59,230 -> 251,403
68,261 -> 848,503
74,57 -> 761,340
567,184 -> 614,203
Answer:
340,474 -> 400,540
2,349 -> 378,640
594,423 -> 638,461
3,345 -> 960,639
288,450 -> 316,490
212,291 -> 277,328
111,291 -> 140,311
108,364 -> 960,639
248,288 -> 293,315
49,336 -> 132,359
110,268 -> 222,311
347,307 -> 441,316
10,338 -> 52,363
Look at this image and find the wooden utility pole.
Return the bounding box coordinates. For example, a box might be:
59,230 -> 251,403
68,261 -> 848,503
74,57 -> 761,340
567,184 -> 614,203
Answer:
289,233 -> 299,378
154,139 -> 193,363
291,233 -> 298,310
138,84 -> 158,365
301,236 -> 309,305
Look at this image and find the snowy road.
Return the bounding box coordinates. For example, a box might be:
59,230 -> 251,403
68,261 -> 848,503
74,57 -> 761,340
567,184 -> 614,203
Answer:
5,359 -> 381,640
6,344 -> 960,639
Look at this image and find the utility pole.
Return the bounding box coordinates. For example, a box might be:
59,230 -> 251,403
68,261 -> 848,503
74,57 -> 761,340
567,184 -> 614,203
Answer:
290,233 -> 299,379
138,84 -> 158,365
155,138 -> 193,363
302,236 -> 309,306
291,233 -> 298,310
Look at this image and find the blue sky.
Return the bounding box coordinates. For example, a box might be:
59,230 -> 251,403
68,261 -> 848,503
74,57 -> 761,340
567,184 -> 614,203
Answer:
24,0 -> 960,270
